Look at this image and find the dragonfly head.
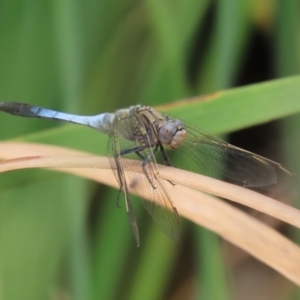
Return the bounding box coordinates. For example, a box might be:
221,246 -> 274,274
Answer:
159,119 -> 187,149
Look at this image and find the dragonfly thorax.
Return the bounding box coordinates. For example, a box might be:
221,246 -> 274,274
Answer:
158,119 -> 187,149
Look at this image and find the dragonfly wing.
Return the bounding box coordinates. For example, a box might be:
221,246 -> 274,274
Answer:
177,123 -> 288,187
110,111 -> 180,241
107,120 -> 140,246
122,155 -> 180,241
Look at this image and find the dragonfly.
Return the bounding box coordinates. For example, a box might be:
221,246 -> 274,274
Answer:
0,101 -> 293,246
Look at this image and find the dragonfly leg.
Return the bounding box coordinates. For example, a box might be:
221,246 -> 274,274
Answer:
159,143 -> 172,166
120,145 -> 146,155
129,152 -> 157,189
158,143 -> 176,187
138,144 -> 160,189
119,144 -> 158,189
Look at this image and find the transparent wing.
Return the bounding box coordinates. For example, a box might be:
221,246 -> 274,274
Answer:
163,116 -> 291,187
107,112 -> 180,242
108,124 -> 141,245
120,152 -> 180,241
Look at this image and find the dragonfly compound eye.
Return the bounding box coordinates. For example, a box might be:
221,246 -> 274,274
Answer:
159,120 -> 187,149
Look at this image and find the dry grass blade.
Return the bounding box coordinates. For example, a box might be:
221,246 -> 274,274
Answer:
0,141 -> 300,285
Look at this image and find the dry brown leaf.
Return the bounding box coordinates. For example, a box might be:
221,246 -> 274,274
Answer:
0,141 -> 300,285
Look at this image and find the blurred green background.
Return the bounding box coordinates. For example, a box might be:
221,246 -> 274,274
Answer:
1,1 -> 300,299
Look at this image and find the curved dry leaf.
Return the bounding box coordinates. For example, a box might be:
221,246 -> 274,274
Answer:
0,141 -> 300,285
